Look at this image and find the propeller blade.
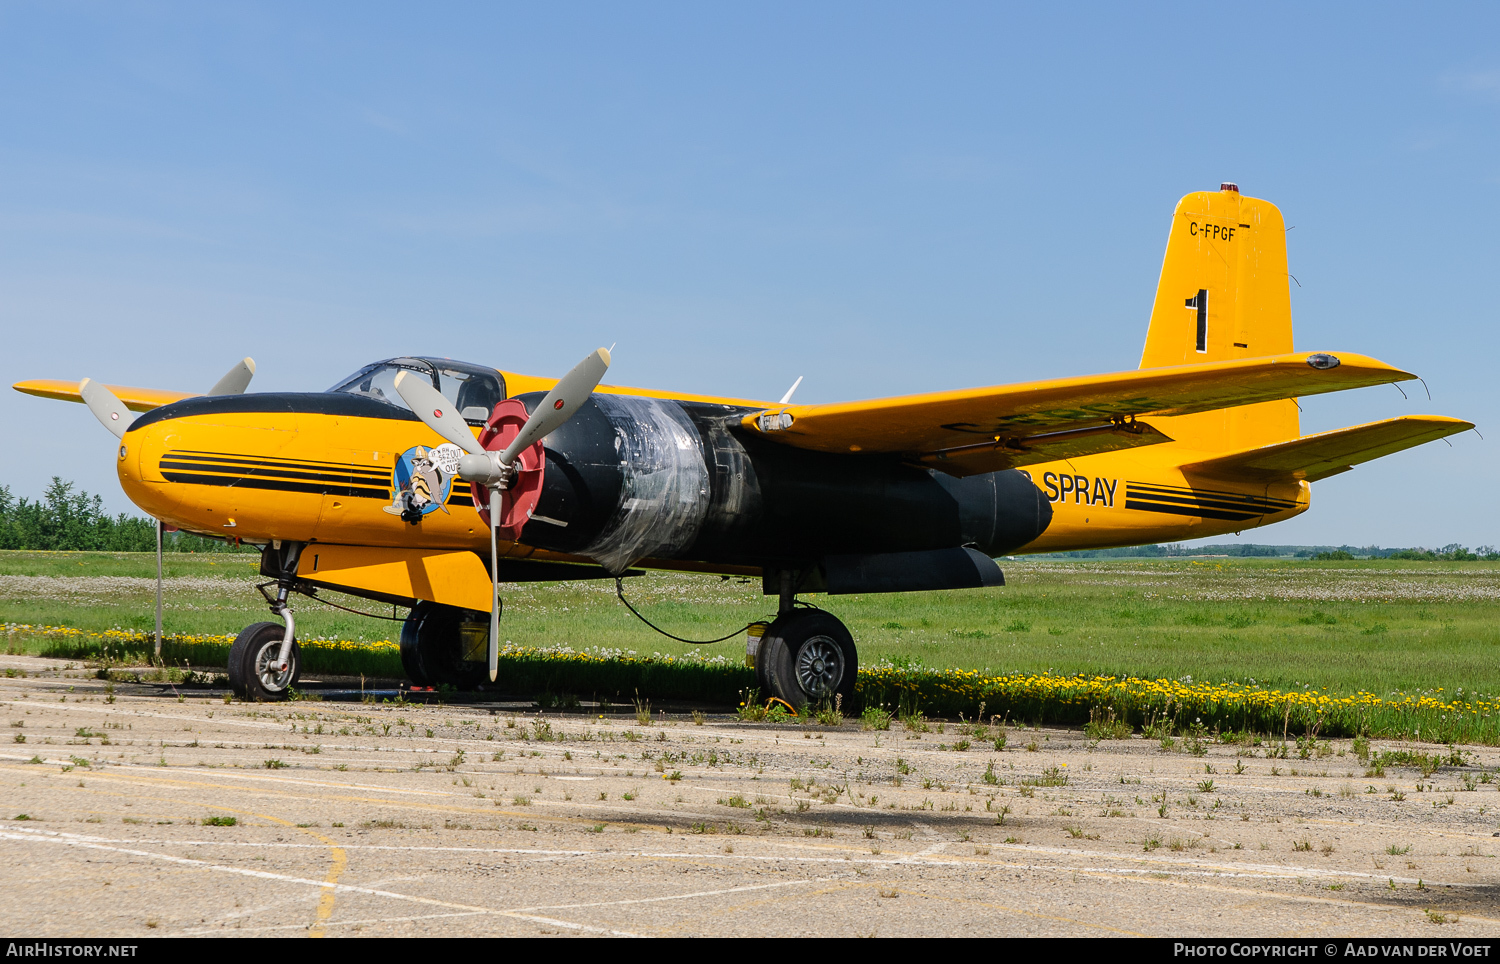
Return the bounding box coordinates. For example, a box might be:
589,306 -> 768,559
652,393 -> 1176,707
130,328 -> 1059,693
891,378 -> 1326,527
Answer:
489,484 -> 500,683
207,357 -> 256,396
499,348 -> 610,464
79,378 -> 135,439
392,370 -> 486,456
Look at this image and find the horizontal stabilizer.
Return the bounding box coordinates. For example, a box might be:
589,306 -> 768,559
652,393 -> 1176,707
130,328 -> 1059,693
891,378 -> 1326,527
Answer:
12,379 -> 193,413
1182,416 -> 1474,483
742,351 -> 1415,460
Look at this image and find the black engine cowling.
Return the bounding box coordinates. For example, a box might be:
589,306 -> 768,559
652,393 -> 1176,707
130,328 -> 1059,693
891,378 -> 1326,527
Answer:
513,394 -> 1052,574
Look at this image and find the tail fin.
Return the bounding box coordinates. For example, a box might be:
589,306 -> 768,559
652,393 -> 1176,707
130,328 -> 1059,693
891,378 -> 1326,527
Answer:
1142,184 -> 1299,452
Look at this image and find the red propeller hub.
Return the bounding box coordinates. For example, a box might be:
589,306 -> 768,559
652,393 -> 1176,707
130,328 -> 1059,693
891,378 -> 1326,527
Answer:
472,398 -> 546,542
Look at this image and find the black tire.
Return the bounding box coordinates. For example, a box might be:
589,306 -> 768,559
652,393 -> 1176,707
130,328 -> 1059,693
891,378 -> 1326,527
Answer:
400,601 -> 490,689
760,610 -> 857,711
753,624 -> 773,696
228,622 -> 302,702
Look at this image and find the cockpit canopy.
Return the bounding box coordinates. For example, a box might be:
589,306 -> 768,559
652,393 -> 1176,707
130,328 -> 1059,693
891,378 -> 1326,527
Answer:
328,357 -> 506,424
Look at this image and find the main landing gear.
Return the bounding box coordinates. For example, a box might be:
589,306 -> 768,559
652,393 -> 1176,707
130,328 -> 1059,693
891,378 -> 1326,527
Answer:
227,542 -> 494,701
400,601 -> 492,690
755,571 -> 858,710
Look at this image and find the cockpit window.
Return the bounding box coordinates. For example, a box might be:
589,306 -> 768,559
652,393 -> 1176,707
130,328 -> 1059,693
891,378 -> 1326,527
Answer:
328,357 -> 506,423
437,365 -> 505,422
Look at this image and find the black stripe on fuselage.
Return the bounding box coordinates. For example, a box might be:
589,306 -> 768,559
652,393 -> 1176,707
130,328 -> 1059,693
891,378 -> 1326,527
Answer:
160,472 -> 390,499
1123,481 -> 1297,522
1126,481 -> 1299,511
159,460 -> 389,489
161,462 -> 474,507
162,470 -> 474,509
1125,491 -> 1283,516
1122,498 -> 1260,522
161,471 -> 475,509
166,449 -> 392,479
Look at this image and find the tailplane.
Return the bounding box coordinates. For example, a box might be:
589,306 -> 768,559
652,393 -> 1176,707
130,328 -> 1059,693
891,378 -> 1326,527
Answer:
1142,184 -> 1299,452
1181,416 -> 1473,483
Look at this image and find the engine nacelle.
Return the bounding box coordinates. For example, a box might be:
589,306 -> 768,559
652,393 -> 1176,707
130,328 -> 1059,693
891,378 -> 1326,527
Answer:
515,394 -> 1052,574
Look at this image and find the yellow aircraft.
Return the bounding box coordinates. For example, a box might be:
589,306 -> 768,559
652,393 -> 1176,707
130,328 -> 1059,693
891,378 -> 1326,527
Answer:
15,184 -> 1473,705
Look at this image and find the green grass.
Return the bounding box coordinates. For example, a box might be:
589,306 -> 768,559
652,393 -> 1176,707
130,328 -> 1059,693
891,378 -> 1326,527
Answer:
4,551 -> 1500,739
0,551 -> 396,643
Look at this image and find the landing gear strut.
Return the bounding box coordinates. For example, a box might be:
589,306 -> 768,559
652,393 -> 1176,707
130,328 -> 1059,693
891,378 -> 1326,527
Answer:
229,542 -> 305,702
756,569 -> 858,711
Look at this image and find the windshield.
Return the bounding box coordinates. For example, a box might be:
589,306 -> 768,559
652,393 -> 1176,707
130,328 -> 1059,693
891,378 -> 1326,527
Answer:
328,357 -> 506,423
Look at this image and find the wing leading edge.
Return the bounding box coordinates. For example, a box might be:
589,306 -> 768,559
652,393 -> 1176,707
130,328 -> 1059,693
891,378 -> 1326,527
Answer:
13,379 -> 194,413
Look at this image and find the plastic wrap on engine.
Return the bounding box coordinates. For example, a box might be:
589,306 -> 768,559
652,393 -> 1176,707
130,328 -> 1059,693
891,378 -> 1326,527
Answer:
579,395 -> 711,573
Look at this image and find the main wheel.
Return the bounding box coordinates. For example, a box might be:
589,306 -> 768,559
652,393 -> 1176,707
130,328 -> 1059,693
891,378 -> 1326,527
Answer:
400,601 -> 490,689
759,609 -> 858,711
228,621 -> 302,702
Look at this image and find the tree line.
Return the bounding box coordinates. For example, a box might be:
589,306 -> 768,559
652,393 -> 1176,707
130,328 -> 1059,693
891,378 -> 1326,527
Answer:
1312,545 -> 1500,561
0,478 -> 252,552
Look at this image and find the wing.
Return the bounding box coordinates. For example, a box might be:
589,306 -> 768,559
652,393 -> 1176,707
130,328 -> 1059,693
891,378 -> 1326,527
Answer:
740,351 -> 1416,476
1181,415 -> 1474,483
13,378 -> 193,413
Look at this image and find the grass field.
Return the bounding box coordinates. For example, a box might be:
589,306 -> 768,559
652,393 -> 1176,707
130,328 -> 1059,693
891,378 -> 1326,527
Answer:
4,551 -> 1500,741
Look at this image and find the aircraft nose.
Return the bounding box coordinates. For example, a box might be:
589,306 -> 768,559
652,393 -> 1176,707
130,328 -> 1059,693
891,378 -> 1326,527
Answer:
116,418 -> 184,523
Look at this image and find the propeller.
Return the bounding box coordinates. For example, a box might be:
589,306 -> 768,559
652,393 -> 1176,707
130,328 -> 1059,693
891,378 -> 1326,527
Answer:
78,357 -> 257,658
79,357 -> 259,439
207,357 -> 257,396
79,378 -> 135,439
395,347 -> 611,681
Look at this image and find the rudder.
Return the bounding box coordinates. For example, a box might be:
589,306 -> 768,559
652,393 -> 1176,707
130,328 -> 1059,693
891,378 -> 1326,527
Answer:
1141,184 -> 1299,452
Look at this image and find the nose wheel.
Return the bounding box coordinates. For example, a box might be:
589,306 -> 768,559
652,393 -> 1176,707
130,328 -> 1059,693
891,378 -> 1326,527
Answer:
228,621 -> 302,701
757,609 -> 858,711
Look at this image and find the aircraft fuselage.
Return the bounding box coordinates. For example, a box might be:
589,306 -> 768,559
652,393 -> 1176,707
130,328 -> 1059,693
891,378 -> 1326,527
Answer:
117,387 -> 1311,579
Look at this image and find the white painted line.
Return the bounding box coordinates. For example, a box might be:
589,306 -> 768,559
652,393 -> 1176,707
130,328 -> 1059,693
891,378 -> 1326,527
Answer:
0,700 -> 288,731
179,910 -> 488,935
0,829 -> 637,936
512,878 -> 817,913
0,753 -> 455,796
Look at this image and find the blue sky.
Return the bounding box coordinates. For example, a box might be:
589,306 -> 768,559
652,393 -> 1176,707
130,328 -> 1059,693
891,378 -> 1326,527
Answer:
2,2 -> 1497,547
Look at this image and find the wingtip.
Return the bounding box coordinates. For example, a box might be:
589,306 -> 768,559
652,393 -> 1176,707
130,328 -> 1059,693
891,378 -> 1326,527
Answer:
1303,351 -> 1417,380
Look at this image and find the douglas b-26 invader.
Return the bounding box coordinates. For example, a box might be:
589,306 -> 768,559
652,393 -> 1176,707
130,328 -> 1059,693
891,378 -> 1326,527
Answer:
16,185 -> 1473,704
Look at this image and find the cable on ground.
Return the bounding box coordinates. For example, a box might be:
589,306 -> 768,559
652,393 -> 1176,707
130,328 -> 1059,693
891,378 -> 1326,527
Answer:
614,576 -> 765,644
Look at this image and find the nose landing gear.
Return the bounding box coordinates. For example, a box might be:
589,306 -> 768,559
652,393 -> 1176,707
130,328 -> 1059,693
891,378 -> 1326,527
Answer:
228,621 -> 302,701
229,542 -> 304,702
